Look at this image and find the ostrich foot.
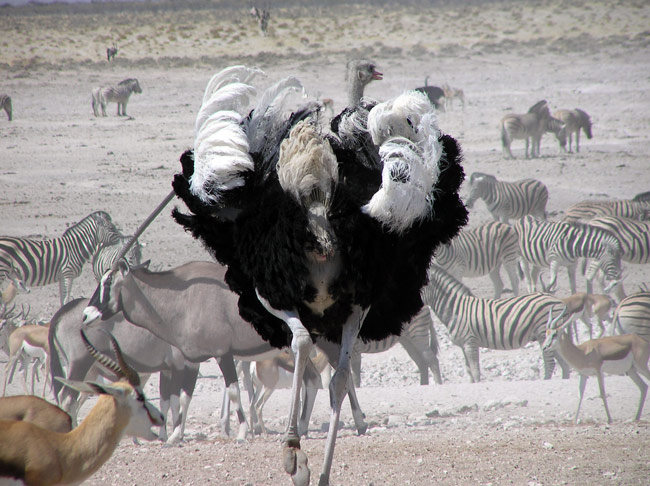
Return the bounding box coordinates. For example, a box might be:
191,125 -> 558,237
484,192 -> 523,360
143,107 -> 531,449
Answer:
283,443 -> 310,486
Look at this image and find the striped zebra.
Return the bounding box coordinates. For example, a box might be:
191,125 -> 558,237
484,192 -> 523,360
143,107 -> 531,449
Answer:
0,211 -> 122,305
563,199 -> 650,224
92,78 -> 142,117
553,108 -> 592,153
501,99 -> 562,159
465,172 -> 548,223
544,115 -> 567,152
422,264 -> 571,382
514,215 -> 622,295
611,292 -> 650,341
351,305 -> 441,386
92,235 -> 143,282
434,221 -> 521,298
0,94 -> 11,121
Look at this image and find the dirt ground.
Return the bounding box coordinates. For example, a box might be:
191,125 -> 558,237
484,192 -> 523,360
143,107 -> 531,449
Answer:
1,0 -> 650,484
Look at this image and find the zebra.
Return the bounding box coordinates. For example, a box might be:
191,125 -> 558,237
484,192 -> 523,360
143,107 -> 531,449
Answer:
563,199 -> 650,224
500,99 -> 554,159
465,172 -> 548,223
0,211 -> 122,305
514,215 -> 622,295
92,235 -> 143,282
351,305 -> 442,387
92,78 -> 142,117
422,264 -> 571,382
434,221 -> 521,298
554,108 -> 592,153
544,115 -> 567,152
0,94 -> 11,121
587,216 -> 650,299
611,291 -> 650,341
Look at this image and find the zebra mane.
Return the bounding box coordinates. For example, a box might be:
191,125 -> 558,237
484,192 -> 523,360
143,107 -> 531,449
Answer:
574,108 -> 591,123
528,99 -> 549,117
469,172 -> 495,184
118,78 -> 138,86
427,264 -> 474,297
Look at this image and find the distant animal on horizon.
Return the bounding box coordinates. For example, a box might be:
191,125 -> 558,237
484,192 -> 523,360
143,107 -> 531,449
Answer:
414,76 -> 445,110
106,43 -> 118,62
501,100 -> 566,158
0,94 -> 12,121
0,211 -> 122,305
250,6 -> 270,36
554,108 -> 592,153
92,78 -> 142,117
465,172 -> 549,223
442,83 -> 465,110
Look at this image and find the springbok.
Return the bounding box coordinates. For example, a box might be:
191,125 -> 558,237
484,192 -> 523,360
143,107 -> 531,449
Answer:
544,308 -> 650,423
0,395 -> 72,433
82,260 -> 331,441
560,292 -> 613,340
48,297 -> 200,443
0,330 -> 164,486
2,322 -> 50,397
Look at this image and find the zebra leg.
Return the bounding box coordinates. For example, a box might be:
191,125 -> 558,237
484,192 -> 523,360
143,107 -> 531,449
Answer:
117,102 -> 123,116
487,268 -> 505,298
503,260 -> 520,296
524,138 -> 530,159
399,338 -> 430,385
59,277 -> 73,306
461,344 -> 480,383
575,131 -> 581,153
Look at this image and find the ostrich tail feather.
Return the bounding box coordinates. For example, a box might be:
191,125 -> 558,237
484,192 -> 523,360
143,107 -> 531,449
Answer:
202,65 -> 264,104
363,91 -> 443,233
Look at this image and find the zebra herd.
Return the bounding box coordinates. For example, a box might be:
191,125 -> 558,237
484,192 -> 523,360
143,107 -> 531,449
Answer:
500,99 -> 592,159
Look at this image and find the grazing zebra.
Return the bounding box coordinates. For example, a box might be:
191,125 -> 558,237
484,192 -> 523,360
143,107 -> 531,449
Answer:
0,211 -> 122,305
514,215 -> 622,295
92,78 -> 142,117
611,292 -> 650,341
0,94 -> 11,121
106,43 -> 118,62
434,221 -> 521,298
465,172 -> 548,223
544,115 -> 567,152
500,99 -> 554,159
422,264 -> 570,382
563,199 -> 650,224
92,235 -> 143,282
351,306 -> 442,387
554,108 -> 592,153
633,191 -> 650,203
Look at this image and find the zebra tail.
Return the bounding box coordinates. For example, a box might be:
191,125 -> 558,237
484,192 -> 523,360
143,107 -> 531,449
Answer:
501,122 -> 509,149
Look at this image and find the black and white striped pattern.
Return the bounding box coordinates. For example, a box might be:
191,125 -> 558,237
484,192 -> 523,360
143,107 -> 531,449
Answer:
435,221 -> 520,298
465,172 -> 548,223
0,94 -> 11,121
500,100 -> 551,159
0,211 -> 122,305
544,115 -> 567,151
563,199 -> 650,224
92,78 -> 142,117
422,264 -> 569,382
553,108 -> 592,153
351,306 -> 441,386
92,236 -> 143,282
514,215 -> 622,294
587,216 -> 650,265
612,292 -> 650,341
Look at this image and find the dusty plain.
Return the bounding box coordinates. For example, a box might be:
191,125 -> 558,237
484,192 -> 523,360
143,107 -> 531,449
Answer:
1,0 -> 650,485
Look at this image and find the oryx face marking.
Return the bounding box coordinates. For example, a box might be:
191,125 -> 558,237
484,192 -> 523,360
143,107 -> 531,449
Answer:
83,270 -> 119,324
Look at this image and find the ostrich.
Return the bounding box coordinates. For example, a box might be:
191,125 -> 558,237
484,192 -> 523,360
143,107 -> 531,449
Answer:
344,59 -> 382,107
171,66 -> 467,486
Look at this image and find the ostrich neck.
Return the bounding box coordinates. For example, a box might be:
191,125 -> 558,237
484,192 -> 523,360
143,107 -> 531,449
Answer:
348,80 -> 366,106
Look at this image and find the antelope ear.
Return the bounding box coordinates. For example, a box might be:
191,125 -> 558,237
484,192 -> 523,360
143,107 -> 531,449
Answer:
55,378 -> 103,395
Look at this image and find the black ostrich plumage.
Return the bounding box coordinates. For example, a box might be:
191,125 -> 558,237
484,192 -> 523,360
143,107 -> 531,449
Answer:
172,102 -> 468,349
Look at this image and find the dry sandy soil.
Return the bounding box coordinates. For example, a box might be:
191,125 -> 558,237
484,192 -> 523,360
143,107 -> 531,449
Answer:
1,0 -> 650,485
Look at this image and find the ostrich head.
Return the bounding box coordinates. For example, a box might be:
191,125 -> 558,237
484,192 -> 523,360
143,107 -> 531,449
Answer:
346,59 -> 383,106
277,120 -> 339,262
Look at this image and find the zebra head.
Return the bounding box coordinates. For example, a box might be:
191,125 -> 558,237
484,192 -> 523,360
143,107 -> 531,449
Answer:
465,172 -> 494,209
575,108 -> 593,139
118,78 -> 142,94
90,211 -> 123,247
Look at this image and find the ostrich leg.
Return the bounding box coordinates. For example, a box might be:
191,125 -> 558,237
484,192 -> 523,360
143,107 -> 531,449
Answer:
318,305 -> 369,486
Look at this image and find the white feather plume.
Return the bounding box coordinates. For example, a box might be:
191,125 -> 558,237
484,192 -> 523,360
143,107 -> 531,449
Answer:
190,67 -> 262,204
363,91 -> 443,233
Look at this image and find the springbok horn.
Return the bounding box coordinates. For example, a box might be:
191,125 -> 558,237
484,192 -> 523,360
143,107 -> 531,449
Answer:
101,329 -> 140,387
110,189 -> 176,273
80,329 -> 126,381
547,305 -> 568,330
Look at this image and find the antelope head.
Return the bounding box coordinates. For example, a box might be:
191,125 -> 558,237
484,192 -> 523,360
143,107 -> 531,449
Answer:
83,260 -> 129,324
542,306 -> 569,351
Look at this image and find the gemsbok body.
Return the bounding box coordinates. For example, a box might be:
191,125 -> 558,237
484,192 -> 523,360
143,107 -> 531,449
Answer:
0,330 -> 164,486
92,78 -> 142,117
554,108 -> 592,153
48,297 -> 199,443
465,172 -> 548,223
544,308 -> 650,423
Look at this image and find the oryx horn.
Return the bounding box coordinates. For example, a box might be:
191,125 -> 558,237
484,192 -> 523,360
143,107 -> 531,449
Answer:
111,189 -> 176,272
